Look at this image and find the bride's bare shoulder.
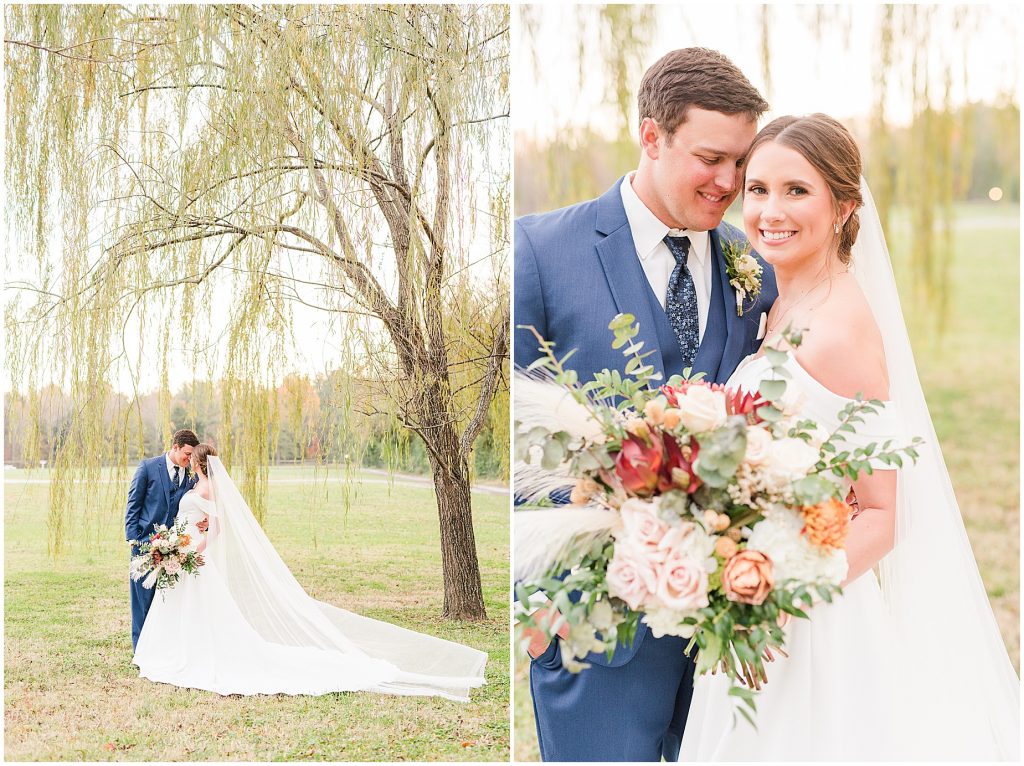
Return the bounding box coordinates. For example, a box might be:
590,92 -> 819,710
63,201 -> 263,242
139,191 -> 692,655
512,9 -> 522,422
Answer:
795,278 -> 889,400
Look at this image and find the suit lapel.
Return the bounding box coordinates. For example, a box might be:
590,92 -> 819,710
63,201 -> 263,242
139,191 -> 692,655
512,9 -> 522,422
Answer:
158,455 -> 173,506
711,228 -> 756,381
594,182 -> 666,381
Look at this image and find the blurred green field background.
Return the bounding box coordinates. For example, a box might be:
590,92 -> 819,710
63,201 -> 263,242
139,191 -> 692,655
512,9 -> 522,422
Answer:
514,201 -> 1020,760
5,469 -> 509,761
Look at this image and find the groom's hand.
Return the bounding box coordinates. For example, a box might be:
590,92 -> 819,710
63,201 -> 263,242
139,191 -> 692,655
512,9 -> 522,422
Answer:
196,518 -> 209,533
524,605 -> 570,660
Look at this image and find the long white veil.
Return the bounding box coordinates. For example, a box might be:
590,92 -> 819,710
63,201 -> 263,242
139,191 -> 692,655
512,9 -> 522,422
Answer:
205,456 -> 486,701
852,182 -> 1019,759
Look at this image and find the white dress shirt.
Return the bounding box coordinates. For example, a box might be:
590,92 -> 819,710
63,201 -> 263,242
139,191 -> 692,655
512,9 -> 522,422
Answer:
165,452 -> 183,487
619,173 -> 713,340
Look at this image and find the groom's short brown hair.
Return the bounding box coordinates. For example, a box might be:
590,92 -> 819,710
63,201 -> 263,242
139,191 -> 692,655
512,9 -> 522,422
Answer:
638,48 -> 769,137
171,429 -> 200,448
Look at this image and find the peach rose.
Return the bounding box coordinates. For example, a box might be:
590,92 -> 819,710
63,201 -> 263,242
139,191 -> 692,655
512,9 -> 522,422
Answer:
662,408 -> 682,430
801,497 -> 851,550
722,549 -> 774,605
606,544 -> 658,611
655,549 -> 709,611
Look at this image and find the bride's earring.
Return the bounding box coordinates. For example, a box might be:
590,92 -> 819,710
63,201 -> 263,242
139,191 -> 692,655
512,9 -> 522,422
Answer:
834,221 -> 841,234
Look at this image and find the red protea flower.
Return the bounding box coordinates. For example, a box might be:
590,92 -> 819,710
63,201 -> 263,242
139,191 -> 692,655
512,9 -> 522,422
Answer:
724,387 -> 766,424
614,432 -> 665,496
659,433 -> 702,494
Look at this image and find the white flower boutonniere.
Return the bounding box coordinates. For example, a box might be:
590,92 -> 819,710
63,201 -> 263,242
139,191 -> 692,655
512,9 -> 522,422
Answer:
722,240 -> 763,316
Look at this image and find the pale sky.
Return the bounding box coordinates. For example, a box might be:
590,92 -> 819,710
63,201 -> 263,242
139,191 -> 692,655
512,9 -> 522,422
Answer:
513,4 -> 1020,143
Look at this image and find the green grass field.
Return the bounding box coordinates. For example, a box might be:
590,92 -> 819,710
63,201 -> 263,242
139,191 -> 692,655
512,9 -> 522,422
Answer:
4,468 -> 510,761
514,201 -> 1020,760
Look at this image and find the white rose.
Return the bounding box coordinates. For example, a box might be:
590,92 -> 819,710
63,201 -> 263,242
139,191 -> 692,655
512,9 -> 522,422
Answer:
163,557 -> 182,575
767,437 -> 820,486
744,425 -> 773,465
642,607 -> 698,639
676,386 -> 727,433
736,253 -> 760,280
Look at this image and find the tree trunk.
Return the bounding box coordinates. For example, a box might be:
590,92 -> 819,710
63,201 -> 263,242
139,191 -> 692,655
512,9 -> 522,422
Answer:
428,446 -> 487,620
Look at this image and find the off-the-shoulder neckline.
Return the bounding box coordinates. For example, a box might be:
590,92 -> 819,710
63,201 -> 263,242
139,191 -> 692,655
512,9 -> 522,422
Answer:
738,353 -> 893,406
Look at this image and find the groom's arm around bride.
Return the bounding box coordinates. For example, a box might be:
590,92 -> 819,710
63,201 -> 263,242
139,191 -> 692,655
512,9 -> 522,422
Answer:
514,47 -> 776,762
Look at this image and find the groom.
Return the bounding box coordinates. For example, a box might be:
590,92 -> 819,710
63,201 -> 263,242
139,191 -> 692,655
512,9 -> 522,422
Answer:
125,428 -> 200,650
515,48 -> 776,761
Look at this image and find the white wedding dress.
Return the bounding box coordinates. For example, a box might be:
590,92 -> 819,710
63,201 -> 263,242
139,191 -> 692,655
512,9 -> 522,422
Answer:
680,180 -> 1018,761
133,457 -> 486,700
680,354 -> 905,760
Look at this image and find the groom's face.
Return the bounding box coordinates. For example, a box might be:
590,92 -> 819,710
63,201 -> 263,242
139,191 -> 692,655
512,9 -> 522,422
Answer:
169,443 -> 194,468
640,107 -> 757,232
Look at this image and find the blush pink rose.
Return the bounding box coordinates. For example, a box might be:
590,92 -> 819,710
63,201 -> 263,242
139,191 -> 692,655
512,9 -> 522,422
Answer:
606,543 -> 659,611
619,499 -> 669,557
654,549 -> 709,611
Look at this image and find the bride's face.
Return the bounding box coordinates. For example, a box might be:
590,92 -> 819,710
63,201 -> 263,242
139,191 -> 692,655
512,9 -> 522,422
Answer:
742,141 -> 839,272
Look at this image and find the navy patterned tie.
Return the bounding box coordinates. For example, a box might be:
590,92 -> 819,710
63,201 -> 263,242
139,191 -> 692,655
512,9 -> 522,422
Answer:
664,234 -> 700,368
173,465 -> 181,489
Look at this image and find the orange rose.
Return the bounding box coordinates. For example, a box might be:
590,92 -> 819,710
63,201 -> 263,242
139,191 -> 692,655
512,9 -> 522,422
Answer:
801,497 -> 850,550
722,549 -> 774,605
178,534 -> 192,548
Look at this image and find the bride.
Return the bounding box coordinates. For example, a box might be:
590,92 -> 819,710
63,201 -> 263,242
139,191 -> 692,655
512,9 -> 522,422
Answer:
132,444 -> 486,701
679,114 -> 1018,760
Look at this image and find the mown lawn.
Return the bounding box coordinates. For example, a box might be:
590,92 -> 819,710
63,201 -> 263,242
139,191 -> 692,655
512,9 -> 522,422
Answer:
5,468 -> 510,761
513,201 -> 1020,760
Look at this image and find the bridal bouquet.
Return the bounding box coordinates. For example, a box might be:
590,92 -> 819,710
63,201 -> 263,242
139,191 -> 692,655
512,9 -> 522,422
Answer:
129,518 -> 204,591
515,314 -> 920,723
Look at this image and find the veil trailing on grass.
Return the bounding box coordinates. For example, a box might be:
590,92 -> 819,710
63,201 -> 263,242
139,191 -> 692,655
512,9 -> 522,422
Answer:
205,456 -> 486,701
852,181 -> 1018,758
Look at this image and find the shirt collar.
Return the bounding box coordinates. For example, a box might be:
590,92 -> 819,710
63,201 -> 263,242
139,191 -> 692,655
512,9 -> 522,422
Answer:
165,452 -> 180,475
620,173 -> 710,268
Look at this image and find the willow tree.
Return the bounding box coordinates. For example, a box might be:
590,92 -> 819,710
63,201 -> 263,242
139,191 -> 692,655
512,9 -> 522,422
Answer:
5,4 -> 509,620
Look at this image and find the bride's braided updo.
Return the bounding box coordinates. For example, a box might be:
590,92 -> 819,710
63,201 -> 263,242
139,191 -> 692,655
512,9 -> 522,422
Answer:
743,113 -> 863,265
193,443 -> 218,478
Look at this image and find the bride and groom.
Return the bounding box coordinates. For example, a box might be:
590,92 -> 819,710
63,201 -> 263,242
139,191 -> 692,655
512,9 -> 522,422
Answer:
514,47 -> 1019,760
125,430 -> 486,700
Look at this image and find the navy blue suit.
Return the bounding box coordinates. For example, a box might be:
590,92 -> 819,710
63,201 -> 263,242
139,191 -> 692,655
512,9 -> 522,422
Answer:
125,454 -> 196,650
515,179 -> 777,761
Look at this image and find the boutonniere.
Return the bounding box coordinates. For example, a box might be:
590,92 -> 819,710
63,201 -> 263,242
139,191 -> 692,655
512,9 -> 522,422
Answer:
722,239 -> 763,316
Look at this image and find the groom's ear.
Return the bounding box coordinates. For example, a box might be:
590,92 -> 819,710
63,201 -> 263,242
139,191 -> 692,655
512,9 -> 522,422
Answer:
639,117 -> 662,159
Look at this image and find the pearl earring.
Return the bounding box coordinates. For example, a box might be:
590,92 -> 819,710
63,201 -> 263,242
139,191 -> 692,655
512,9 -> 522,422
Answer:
834,222 -> 841,234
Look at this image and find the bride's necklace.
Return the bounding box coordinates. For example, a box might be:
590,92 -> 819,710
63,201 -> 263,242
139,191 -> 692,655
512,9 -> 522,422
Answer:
766,271 -> 847,336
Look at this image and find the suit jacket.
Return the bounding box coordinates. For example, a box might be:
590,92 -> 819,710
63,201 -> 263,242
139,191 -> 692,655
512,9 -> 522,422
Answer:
514,177 -> 778,665
125,454 -> 196,543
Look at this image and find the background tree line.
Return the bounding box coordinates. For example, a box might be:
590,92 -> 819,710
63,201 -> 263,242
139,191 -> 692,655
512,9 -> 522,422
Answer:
4,371 -> 508,478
